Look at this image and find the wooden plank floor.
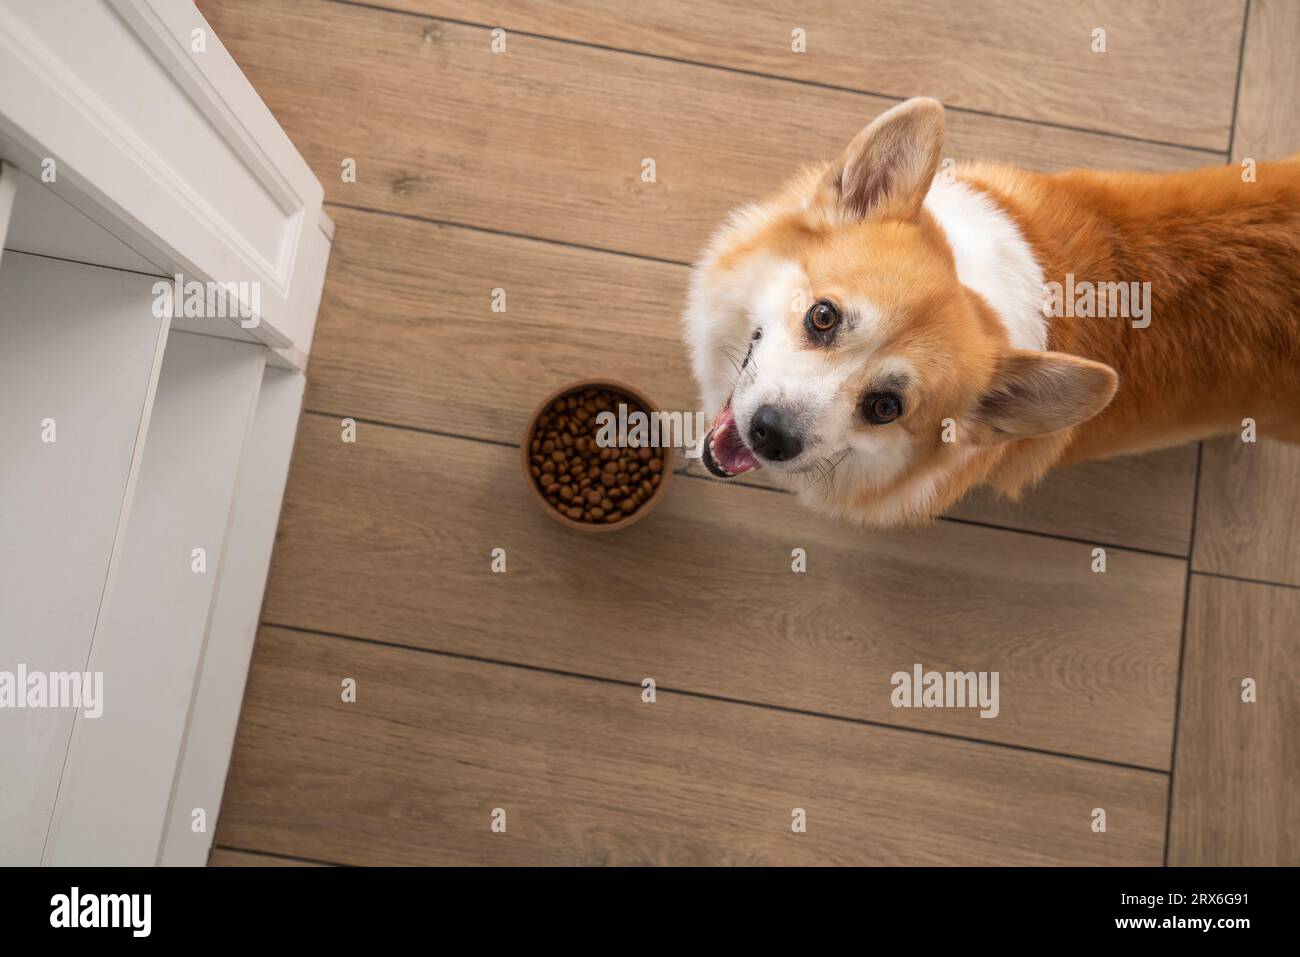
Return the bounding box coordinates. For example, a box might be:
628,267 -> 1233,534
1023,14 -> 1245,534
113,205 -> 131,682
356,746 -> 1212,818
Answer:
1168,577 -> 1300,865
220,627 -> 1166,866
198,0 -> 1298,866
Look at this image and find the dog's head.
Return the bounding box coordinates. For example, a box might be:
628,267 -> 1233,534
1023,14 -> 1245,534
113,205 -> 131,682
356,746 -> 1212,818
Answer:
683,97 -> 1117,526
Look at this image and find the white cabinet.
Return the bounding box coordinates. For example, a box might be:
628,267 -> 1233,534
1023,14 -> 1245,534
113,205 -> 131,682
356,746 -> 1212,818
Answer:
0,2 -> 329,865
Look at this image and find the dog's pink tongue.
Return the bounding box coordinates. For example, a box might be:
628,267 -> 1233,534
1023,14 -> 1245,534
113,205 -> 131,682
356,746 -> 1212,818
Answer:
709,404 -> 759,476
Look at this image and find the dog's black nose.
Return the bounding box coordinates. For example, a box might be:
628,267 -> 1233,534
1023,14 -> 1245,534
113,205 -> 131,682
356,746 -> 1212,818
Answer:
748,404 -> 803,462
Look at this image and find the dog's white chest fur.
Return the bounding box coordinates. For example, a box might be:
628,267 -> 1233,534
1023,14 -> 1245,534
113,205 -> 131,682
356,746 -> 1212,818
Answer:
923,176 -> 1047,351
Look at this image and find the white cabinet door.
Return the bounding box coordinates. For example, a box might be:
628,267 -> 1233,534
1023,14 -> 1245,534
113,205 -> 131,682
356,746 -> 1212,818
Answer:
44,332 -> 266,866
161,366 -> 305,866
0,252 -> 168,865
0,0 -> 333,363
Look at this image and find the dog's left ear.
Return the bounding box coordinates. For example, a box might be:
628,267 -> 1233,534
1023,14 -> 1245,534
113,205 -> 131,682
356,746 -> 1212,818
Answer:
819,97 -> 945,221
971,350 -> 1118,439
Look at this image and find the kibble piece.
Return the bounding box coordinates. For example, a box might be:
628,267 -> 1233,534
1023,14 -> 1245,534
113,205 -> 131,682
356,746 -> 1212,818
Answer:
566,506 -> 583,520
601,473 -> 616,488
648,458 -> 662,473
604,511 -> 623,523
590,507 -> 605,520
638,447 -> 652,461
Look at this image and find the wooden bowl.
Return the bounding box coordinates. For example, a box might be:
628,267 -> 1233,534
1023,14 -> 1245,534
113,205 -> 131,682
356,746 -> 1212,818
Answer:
522,379 -> 674,533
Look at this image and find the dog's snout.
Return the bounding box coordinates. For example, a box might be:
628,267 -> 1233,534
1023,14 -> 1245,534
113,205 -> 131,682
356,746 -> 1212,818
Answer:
748,404 -> 803,462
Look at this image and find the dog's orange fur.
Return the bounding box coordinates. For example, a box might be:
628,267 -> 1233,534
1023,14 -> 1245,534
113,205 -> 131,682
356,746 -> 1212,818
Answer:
972,160 -> 1300,459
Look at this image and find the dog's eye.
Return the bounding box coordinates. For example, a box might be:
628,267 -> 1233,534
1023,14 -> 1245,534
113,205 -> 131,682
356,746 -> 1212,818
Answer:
741,328 -> 761,369
863,392 -> 903,425
805,300 -> 841,337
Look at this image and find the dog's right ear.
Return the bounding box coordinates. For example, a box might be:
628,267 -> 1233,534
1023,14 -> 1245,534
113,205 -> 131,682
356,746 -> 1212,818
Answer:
971,350 -> 1118,440
818,97 -> 945,222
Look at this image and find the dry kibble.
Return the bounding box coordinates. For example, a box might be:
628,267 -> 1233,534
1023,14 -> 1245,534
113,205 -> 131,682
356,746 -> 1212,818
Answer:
528,385 -> 668,527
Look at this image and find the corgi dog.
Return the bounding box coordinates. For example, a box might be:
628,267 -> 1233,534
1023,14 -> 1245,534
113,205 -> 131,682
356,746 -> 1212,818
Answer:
683,97 -> 1300,527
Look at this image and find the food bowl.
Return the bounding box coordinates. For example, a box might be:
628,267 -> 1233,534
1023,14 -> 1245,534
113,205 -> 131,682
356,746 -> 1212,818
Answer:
522,379 -> 673,533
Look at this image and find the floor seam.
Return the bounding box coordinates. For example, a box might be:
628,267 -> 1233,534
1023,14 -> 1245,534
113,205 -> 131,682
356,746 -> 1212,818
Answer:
259,619 -> 1174,778
299,408 -> 1194,560
211,844 -> 350,867
1163,441 -> 1206,865
326,0 -> 1231,158
324,200 -> 693,268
